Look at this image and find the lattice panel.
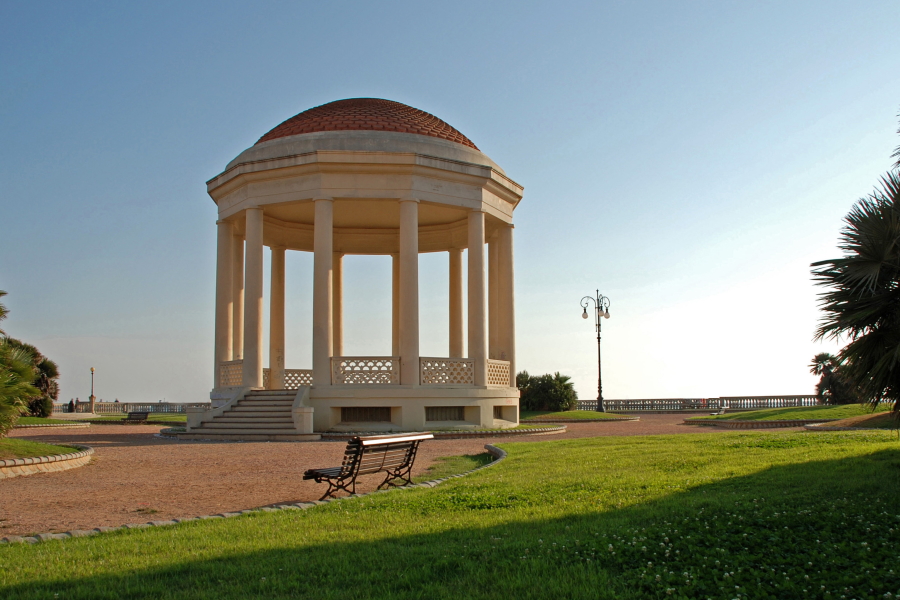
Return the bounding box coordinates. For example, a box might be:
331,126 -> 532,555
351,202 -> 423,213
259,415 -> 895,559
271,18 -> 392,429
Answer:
486,359 -> 511,387
420,358 -> 475,385
219,360 -> 243,387
284,369 -> 313,389
332,357 -> 400,385
262,369 -> 270,388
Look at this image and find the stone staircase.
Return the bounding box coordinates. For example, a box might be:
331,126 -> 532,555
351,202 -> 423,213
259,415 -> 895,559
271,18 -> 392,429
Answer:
180,390 -> 319,441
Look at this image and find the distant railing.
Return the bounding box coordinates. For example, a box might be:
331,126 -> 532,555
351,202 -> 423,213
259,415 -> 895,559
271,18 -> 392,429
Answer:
577,395 -> 822,412
332,357 -> 400,385
486,359 -> 511,387
53,402 -> 211,414
420,357 -> 475,385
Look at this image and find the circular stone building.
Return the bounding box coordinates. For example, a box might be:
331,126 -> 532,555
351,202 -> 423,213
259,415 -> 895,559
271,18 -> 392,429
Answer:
185,98 -> 522,440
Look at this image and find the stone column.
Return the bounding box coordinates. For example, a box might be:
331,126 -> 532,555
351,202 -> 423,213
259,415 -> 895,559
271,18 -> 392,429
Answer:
399,199 -> 420,385
449,248 -> 464,358
333,252 -> 344,357
489,238 -> 499,359
468,210 -> 487,386
499,224 -> 516,387
391,253 -> 400,356
214,221 -> 233,387
313,199 -> 334,387
269,246 -> 286,389
232,234 -> 244,360
242,208 -> 264,388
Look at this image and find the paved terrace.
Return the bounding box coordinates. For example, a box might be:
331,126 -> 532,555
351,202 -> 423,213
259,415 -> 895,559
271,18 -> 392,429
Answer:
1,416 -> 752,537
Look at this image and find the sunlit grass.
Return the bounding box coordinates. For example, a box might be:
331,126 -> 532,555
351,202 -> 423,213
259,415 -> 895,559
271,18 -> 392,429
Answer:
1,431 -> 899,599
0,438 -> 76,460
688,403 -> 890,421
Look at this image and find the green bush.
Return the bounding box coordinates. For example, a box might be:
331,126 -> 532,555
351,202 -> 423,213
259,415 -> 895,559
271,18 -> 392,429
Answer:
27,396 -> 54,418
517,370 -> 578,411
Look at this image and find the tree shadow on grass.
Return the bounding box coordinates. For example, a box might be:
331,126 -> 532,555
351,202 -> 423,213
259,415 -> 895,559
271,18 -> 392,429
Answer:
3,445 -> 900,600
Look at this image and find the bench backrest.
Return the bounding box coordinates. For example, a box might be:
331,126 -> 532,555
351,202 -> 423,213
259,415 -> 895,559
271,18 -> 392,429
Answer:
338,433 -> 434,479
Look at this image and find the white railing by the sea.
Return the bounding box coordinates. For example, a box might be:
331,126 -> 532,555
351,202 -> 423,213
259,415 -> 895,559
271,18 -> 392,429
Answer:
577,395 -> 822,412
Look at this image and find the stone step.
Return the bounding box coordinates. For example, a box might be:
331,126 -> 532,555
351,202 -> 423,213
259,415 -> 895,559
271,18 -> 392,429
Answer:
203,420 -> 295,428
212,416 -> 294,423
189,427 -> 301,435
178,432 -> 320,442
245,391 -> 297,397
232,404 -> 292,410
238,399 -> 294,405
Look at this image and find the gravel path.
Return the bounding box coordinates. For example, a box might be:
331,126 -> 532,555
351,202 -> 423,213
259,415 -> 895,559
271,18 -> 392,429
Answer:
1,415 -> 732,537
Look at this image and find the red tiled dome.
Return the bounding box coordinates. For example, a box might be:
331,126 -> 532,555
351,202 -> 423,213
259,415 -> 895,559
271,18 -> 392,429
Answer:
255,98 -> 478,150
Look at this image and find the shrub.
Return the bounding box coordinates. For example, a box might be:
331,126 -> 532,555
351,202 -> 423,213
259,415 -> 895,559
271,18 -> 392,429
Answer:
517,371 -> 578,411
27,396 -> 54,418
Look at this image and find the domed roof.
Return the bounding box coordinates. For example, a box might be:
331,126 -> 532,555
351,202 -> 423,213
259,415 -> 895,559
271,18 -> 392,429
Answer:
255,98 -> 479,150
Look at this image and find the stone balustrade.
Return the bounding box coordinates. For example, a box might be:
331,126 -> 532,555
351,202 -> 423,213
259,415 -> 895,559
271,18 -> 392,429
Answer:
331,357 -> 400,385
420,357 -> 475,385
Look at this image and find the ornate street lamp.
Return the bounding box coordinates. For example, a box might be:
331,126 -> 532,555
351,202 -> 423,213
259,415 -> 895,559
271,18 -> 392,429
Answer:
580,290 -> 610,412
89,367 -> 96,413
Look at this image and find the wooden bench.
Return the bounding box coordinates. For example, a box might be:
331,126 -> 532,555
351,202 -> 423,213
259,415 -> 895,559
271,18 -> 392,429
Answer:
124,411 -> 149,423
303,432 -> 434,500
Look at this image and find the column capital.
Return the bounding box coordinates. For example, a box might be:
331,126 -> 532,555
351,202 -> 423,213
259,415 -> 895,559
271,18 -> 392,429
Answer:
399,197 -> 420,204
314,197 -> 334,203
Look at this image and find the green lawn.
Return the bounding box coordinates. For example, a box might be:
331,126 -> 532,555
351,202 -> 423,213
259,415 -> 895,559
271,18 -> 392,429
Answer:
0,438 -> 77,460
2,430 -> 899,599
89,414 -> 187,422
687,402 -> 891,421
14,417 -> 74,425
521,410 -> 630,420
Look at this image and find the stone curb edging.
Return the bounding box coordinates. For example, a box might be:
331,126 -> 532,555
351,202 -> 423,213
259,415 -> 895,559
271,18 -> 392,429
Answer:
685,419 -> 835,429
13,423 -> 91,429
0,445 -> 94,480
522,416 -> 639,423
85,420 -> 184,426
0,444 -> 507,545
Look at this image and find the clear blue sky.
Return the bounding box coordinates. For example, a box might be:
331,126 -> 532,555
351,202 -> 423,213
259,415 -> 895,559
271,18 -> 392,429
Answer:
2,1 -> 898,403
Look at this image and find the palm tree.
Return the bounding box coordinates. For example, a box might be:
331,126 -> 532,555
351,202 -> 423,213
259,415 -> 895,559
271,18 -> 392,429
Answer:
809,352 -> 860,404
812,171 -> 900,411
0,290 -> 8,337
0,340 -> 39,437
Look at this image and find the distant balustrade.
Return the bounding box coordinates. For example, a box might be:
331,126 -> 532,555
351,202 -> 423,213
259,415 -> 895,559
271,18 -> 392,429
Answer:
578,395 -> 822,412
53,402 -> 211,414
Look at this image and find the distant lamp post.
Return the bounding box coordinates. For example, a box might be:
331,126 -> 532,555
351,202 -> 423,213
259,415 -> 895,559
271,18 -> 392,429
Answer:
580,290 -> 611,412
89,367 -> 96,413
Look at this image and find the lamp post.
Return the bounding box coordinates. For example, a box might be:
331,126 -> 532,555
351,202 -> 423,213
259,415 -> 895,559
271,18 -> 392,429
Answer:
89,367 -> 96,414
580,290 -> 610,412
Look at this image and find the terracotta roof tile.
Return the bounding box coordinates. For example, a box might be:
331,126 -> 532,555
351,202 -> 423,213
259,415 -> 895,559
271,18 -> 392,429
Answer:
255,98 -> 478,150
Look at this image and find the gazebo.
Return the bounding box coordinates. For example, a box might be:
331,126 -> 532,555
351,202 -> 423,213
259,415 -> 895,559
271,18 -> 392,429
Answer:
184,98 -> 522,440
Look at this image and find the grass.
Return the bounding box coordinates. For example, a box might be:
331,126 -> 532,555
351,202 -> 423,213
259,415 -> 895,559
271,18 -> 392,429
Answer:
2,430 -> 900,599
14,417 -> 74,425
413,453 -> 494,483
521,410 -> 631,420
825,412 -> 900,430
687,402 -> 891,421
89,414 -> 187,422
0,438 -> 77,460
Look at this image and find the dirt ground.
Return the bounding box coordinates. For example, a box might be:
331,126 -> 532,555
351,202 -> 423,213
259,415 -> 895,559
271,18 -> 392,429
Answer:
1,415 -> 732,537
